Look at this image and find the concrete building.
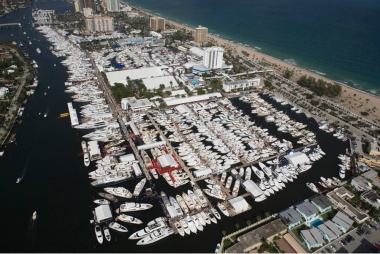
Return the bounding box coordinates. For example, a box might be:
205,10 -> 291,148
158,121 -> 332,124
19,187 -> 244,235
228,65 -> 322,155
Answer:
83,7 -> 93,17
85,15 -> 114,33
225,219 -> 287,253
351,175 -> 373,191
150,17 -> 165,31
121,97 -> 152,112
279,207 -> 303,229
203,47 -> 224,69
106,67 -> 164,86
106,0 -> 120,12
222,78 -> 261,92
311,195 -> 332,213
296,200 -> 319,221
195,25 -> 208,43
361,190 -> 380,209
327,187 -> 369,224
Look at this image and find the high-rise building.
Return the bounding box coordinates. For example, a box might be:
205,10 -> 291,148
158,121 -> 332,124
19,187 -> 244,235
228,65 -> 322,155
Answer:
85,16 -> 114,33
74,0 -> 95,12
195,25 -> 208,43
107,0 -> 120,12
83,7 -> 93,18
149,17 -> 165,31
203,47 -> 224,69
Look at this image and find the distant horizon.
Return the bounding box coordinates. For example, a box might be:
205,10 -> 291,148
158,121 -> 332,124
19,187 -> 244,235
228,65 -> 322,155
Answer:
123,0 -> 380,97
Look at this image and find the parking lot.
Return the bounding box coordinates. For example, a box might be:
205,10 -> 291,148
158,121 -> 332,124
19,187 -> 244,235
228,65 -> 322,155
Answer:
319,220 -> 380,253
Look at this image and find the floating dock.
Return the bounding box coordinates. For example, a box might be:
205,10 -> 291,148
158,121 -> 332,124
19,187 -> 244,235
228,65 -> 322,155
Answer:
67,102 -> 79,126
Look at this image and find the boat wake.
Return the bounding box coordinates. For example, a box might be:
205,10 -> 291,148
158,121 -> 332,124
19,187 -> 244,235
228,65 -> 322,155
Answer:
26,212 -> 38,249
16,158 -> 30,183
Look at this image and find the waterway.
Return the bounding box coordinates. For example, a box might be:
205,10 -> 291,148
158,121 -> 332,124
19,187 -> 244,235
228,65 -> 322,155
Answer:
0,1 -> 348,252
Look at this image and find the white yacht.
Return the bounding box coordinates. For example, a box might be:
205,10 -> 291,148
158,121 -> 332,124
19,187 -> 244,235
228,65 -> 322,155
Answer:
186,215 -> 197,234
104,187 -> 132,198
217,203 -> 230,217
93,199 -> 109,205
119,202 -> 153,212
95,225 -> 103,244
176,194 -> 189,213
136,227 -> 174,245
129,217 -> 168,240
211,208 -> 221,220
306,182 -> 320,193
108,222 -> 128,233
133,178 -> 146,197
116,214 -> 143,224
103,226 -> 111,242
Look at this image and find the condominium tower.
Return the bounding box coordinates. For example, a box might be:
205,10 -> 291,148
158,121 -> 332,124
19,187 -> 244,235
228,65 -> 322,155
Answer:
203,47 -> 224,69
150,17 -> 165,31
195,25 -> 208,43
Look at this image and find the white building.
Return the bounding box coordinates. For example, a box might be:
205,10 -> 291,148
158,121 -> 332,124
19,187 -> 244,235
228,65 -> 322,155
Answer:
106,67 -> 164,86
222,78 -> 261,92
203,47 -> 224,69
107,0 -> 120,12
121,97 -> 152,112
85,15 -> 114,33
0,87 -> 9,99
285,151 -> 311,167
229,196 -> 250,213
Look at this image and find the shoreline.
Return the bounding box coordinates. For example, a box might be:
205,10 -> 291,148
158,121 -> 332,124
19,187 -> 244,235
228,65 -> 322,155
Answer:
125,2 -> 380,125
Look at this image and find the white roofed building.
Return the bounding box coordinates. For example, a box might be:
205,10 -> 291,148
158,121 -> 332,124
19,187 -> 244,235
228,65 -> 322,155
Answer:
94,205 -> 112,223
285,151 -> 311,167
229,196 -> 250,214
121,97 -> 152,112
106,67 -> 164,86
157,154 -> 179,170
300,228 -> 325,249
87,141 -> 101,161
142,75 -> 179,90
222,78 -> 261,92
193,167 -> 212,178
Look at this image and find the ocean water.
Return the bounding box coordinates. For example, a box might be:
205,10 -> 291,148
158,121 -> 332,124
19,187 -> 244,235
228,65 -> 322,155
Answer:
124,0 -> 380,95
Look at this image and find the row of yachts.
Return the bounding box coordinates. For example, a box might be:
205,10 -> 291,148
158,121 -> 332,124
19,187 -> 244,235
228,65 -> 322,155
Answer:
241,93 -> 317,146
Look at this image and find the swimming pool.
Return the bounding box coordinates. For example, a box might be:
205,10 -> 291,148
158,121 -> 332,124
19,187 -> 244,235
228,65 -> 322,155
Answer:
310,218 -> 324,228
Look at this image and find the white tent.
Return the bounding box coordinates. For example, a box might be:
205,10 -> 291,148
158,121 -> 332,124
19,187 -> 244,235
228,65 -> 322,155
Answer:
94,205 -> 112,223
285,151 -> 310,167
229,196 -> 249,213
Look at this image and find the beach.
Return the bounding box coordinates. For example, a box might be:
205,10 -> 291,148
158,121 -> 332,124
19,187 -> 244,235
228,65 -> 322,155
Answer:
130,5 -> 380,125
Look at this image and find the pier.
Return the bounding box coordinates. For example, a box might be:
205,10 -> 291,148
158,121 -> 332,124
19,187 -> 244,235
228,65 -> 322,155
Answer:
67,102 -> 79,126
88,55 -> 152,181
0,23 -> 22,28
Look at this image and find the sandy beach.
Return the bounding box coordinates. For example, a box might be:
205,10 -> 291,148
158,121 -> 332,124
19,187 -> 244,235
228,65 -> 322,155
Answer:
131,5 -> 380,125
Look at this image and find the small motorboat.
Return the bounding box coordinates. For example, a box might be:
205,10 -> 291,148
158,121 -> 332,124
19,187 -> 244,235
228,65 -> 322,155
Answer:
103,226 -> 111,242
93,199 -> 110,205
95,225 -> 103,244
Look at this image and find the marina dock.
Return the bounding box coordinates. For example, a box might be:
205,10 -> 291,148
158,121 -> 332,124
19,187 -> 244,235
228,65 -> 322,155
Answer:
67,102 -> 79,126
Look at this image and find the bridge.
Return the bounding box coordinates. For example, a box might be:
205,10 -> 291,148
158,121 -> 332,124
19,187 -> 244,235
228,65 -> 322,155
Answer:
0,23 -> 22,28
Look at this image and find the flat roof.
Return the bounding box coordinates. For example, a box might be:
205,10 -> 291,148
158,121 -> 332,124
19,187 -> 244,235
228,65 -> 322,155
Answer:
229,196 -> 249,212
94,205 -> 112,223
361,190 -> 380,203
285,151 -> 310,166
296,201 -> 319,218
225,219 -> 286,253
279,208 -> 303,225
311,195 -> 332,211
327,192 -> 367,222
164,92 -> 222,107
142,75 -> 179,90
106,67 -> 164,85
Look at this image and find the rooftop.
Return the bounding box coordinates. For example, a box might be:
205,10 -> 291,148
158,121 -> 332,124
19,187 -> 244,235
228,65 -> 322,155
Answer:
106,67 -> 164,85
296,200 -> 319,218
225,219 -> 287,253
311,195 -> 332,211
279,208 -> 303,225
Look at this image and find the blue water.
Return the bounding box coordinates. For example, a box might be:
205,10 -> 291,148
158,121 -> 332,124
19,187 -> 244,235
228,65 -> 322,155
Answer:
123,0 -> 380,95
310,218 -> 324,228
